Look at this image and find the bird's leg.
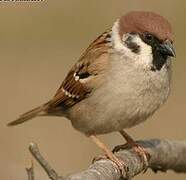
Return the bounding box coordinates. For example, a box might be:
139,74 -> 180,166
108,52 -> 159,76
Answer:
112,130 -> 150,168
90,135 -> 128,177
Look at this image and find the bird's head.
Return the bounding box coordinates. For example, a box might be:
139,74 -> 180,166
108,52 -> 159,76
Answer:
112,11 -> 176,71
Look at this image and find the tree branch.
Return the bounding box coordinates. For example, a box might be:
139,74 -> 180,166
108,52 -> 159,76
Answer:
29,142 -> 64,180
28,139 -> 186,180
26,161 -> 34,180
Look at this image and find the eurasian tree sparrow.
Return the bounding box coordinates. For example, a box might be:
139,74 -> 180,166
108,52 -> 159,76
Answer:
8,11 -> 176,176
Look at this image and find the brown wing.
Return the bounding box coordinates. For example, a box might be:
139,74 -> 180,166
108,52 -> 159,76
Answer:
48,30 -> 112,110
50,69 -> 90,108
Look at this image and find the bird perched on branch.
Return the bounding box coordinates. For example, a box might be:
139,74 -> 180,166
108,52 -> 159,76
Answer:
8,11 -> 176,177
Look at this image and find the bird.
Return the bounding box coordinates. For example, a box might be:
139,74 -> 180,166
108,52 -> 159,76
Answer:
8,11 -> 176,176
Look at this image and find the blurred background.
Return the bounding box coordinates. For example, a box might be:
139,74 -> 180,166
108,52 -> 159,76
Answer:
0,0 -> 186,179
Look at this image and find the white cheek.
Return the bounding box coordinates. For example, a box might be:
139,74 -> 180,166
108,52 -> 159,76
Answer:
133,36 -> 153,68
112,20 -> 153,69
112,20 -> 131,54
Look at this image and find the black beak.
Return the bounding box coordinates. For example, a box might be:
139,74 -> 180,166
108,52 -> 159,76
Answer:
159,40 -> 176,57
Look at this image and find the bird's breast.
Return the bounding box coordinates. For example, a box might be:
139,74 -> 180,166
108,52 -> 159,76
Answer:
67,58 -> 171,135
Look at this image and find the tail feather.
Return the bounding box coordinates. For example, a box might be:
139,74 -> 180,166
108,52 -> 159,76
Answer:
7,102 -> 50,126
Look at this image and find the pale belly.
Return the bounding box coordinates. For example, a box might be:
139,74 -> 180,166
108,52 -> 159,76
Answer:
66,68 -> 170,135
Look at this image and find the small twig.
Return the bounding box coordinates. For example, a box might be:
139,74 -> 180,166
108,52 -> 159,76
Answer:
29,142 -> 64,180
29,139 -> 186,180
26,160 -> 34,180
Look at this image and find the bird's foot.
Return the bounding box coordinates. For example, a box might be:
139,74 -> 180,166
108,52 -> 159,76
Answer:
133,143 -> 150,171
112,143 -> 131,153
93,154 -> 129,178
113,142 -> 150,171
90,135 -> 129,178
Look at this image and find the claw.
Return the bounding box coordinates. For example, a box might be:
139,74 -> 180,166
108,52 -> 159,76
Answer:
112,143 -> 130,153
92,154 -> 107,163
113,142 -> 150,171
133,144 -> 150,171
93,154 -> 129,178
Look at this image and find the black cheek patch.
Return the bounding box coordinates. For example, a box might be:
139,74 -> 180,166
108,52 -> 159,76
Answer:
125,36 -> 140,53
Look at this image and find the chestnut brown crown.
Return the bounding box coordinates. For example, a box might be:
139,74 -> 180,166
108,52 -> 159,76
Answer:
119,11 -> 173,42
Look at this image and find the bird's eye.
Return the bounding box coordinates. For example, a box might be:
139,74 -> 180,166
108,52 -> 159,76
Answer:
145,33 -> 153,42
